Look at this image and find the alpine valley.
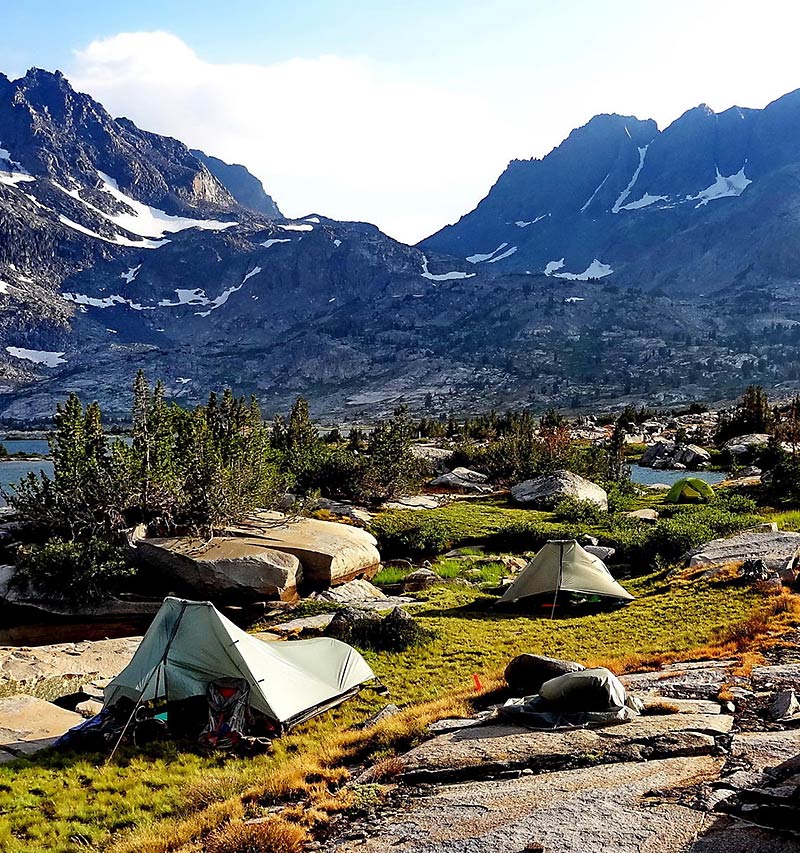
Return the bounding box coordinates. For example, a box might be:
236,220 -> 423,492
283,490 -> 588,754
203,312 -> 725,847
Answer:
2,67 -> 800,423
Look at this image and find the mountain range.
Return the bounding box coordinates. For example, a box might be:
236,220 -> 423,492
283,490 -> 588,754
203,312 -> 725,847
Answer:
1,67 -> 799,423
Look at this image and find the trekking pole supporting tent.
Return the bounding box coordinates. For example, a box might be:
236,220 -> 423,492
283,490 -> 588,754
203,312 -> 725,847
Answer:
105,600 -> 188,764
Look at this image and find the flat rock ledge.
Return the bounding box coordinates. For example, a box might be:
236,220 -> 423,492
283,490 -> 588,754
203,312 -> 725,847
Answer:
333,659 -> 800,853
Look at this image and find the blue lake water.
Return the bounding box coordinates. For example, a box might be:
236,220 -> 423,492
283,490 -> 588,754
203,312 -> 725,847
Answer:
0,459 -> 54,505
0,438 -> 50,456
628,465 -> 728,486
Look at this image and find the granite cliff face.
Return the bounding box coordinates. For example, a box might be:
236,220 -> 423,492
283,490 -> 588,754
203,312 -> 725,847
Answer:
1,68 -> 800,422
421,92 -> 800,296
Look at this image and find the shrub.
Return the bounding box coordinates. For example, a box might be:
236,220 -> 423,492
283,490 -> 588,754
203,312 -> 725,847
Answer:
349,608 -> 434,652
552,497 -> 605,526
485,520 -> 580,553
370,514 -> 455,558
15,537 -> 135,604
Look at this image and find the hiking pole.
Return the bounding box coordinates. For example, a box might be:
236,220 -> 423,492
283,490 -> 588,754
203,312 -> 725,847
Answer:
105,601 -> 188,765
550,542 -> 564,619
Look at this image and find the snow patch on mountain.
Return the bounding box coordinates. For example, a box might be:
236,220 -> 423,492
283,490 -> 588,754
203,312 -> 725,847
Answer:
544,259 -> 565,276
6,346 -> 65,367
486,245 -> 518,263
121,265 -> 141,284
279,223 -> 314,232
261,238 -> 292,248
688,166 -> 752,207
420,255 -> 475,281
612,145 -> 649,214
580,173 -> 610,213
158,288 -> 209,307
553,259 -> 614,280
97,172 -> 236,238
241,266 -> 262,284
0,144 -> 35,187
514,214 -> 549,228
467,243 -> 508,264
195,267 -> 262,316
620,192 -> 668,211
58,215 -> 168,249
63,292 -> 153,310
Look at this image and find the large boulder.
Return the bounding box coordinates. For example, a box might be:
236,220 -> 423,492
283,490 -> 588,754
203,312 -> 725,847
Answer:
429,467 -> 492,494
684,529 -> 800,573
723,433 -> 771,458
137,536 -> 302,602
511,470 -> 608,510
226,511 -> 381,591
640,441 -> 710,470
504,654 -> 585,694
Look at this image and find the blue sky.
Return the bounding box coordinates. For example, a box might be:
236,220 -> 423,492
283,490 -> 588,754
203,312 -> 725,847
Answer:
3,1 -> 800,242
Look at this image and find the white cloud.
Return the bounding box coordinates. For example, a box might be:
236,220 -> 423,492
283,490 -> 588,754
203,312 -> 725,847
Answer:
70,32 -> 523,244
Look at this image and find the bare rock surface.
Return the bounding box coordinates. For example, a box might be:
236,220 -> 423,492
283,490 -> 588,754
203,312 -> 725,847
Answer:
511,470 -> 608,510
429,467 -> 492,494
684,530 -> 800,572
225,510 -> 380,590
137,536 -> 302,602
394,713 -> 731,783
619,660 -> 733,700
382,495 -> 445,511
336,756 -> 724,853
0,694 -> 83,757
0,636 -> 140,700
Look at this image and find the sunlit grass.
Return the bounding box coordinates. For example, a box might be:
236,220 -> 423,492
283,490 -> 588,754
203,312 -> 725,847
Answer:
1,557 -> 795,852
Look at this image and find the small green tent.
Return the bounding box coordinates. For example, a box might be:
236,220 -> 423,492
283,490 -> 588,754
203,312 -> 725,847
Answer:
665,477 -> 715,504
104,598 -> 377,730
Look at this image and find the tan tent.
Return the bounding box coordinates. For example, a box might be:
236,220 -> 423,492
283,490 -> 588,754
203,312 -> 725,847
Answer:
498,540 -> 634,606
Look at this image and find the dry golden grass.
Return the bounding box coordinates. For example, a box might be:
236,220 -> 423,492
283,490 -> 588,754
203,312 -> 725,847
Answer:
368,755 -> 406,782
642,700 -> 681,715
205,818 -> 307,853
100,586 -> 800,853
111,797 -> 245,853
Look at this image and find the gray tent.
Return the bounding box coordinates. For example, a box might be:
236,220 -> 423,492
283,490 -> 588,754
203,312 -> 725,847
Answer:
498,539 -> 634,606
104,598 -> 377,729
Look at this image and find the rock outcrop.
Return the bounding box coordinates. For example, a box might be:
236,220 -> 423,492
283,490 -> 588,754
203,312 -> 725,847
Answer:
0,694 -> 83,759
640,441 -> 711,469
723,434 -> 771,457
0,636 -> 140,701
684,529 -> 800,573
225,511 -> 380,591
511,470 -> 608,510
428,467 -> 492,494
137,536 -> 302,602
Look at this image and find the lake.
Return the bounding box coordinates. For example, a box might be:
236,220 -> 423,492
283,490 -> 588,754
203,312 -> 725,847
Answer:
0,459 -> 54,506
628,465 -> 728,486
1,438 -> 50,456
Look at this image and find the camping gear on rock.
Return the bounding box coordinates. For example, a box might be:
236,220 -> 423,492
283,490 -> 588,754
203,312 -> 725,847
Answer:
497,540 -> 633,610
504,654 -> 585,695
665,477 -> 715,504
104,597 -> 378,734
500,667 -> 643,729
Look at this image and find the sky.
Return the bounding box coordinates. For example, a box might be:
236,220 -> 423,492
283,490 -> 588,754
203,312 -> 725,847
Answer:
3,1 -> 800,244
